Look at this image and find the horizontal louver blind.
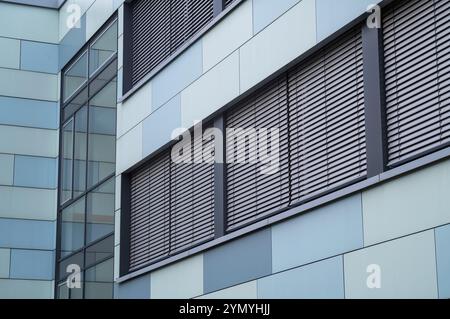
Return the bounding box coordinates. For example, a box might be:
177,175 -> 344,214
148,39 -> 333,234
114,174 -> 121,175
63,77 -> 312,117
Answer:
384,0 -> 450,166
132,0 -> 171,86
131,0 -> 214,86
289,28 -> 367,202
129,128 -> 215,270
226,77 -> 290,230
170,126 -> 215,254
129,152 -> 171,271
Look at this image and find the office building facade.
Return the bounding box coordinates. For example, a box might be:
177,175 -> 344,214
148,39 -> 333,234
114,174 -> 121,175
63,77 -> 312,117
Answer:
0,0 -> 449,299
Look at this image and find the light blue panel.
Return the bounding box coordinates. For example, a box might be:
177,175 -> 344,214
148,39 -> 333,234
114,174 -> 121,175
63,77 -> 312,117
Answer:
436,224 -> 450,299
10,249 -> 54,280
0,248 -> 10,278
142,95 -> 181,157
0,37 -> 20,69
272,194 -> 363,272
0,96 -> 58,129
117,274 -> 151,299
203,229 -> 272,294
316,0 -> 382,41
253,0 -> 300,33
59,15 -> 87,70
14,155 -> 57,189
0,218 -> 55,250
152,41 -> 203,109
21,41 -> 58,74
258,256 -> 344,299
0,279 -> 53,299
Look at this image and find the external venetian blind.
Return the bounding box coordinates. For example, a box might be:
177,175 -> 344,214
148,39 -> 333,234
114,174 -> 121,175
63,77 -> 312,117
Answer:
383,0 -> 450,166
288,27 -> 367,202
170,127 -> 216,254
129,152 -> 171,271
131,0 -> 214,86
129,129 -> 215,271
226,77 -> 291,230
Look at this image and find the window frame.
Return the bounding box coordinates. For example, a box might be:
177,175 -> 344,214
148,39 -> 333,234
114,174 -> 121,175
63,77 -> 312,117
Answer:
56,14 -> 118,299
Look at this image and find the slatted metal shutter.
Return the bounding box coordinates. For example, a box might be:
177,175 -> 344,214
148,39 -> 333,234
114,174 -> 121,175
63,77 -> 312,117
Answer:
170,126 -> 215,254
224,0 -> 235,8
131,0 -> 214,86
129,128 -> 215,270
383,0 -> 450,166
129,152 -> 171,271
132,0 -> 171,86
289,28 -> 367,202
226,77 -> 291,230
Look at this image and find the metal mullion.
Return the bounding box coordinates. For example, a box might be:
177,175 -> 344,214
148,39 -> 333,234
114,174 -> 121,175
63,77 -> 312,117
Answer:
362,24 -> 388,176
214,115 -> 226,238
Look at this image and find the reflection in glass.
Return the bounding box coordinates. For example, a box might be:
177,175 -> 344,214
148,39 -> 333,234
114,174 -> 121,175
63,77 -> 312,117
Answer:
61,197 -> 85,258
86,178 -> 115,244
58,251 -> 84,281
87,77 -> 117,188
89,20 -> 118,75
63,86 -> 88,122
64,51 -> 88,101
84,258 -> 114,299
74,106 -> 87,197
61,120 -> 74,204
58,278 -> 83,299
85,235 -> 114,268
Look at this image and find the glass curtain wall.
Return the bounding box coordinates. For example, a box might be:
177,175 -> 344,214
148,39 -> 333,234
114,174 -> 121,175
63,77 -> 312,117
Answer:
57,18 -> 118,299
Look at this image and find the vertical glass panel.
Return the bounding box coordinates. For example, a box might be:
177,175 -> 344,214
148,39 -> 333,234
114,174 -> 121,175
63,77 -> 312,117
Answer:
61,197 -> 85,258
87,77 -> 117,188
89,20 -> 118,75
61,119 -> 74,204
58,251 -> 84,280
85,234 -> 114,268
84,258 -> 114,299
63,86 -> 88,122
64,51 -> 88,101
74,106 -> 88,197
57,278 -> 83,299
86,178 -> 115,244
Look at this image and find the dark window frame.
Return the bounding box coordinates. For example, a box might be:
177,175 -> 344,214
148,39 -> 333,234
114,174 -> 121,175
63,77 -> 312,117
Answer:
121,0 -> 241,98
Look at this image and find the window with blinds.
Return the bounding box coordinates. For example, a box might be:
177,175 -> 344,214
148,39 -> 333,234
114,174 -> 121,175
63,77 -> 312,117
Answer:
226,77 -> 291,230
129,129 -> 215,271
225,27 -> 366,230
289,27 -> 367,202
131,0 -> 214,86
383,0 -> 450,167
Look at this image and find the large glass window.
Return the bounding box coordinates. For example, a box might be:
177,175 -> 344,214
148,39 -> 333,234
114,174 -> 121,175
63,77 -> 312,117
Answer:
90,20 -> 118,75
64,51 -> 88,102
86,178 -> 115,244
84,258 -> 114,299
61,197 -> 85,258
58,17 -> 117,299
